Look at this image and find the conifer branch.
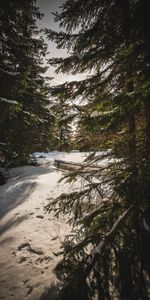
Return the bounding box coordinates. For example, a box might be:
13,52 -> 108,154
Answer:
85,204 -> 134,274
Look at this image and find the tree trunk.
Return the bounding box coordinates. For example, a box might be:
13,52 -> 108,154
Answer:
144,101 -> 150,163
127,78 -> 137,172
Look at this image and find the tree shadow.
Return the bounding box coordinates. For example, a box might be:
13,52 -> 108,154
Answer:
0,236 -> 14,246
39,282 -> 60,300
0,164 -> 55,219
0,181 -> 37,219
0,215 -> 27,236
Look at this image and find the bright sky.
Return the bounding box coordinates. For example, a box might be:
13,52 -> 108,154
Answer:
37,0 -> 87,85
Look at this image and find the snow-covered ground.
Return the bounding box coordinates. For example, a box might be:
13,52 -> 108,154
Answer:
0,151 -> 111,300
33,150 -> 89,164
33,150 -> 111,167
0,152 -> 90,300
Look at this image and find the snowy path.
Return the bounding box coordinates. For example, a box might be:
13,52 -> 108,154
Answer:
0,163 -> 70,300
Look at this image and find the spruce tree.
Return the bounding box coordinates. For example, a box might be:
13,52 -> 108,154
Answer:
0,0 -> 53,164
0,0 -> 21,145
50,85 -> 75,151
46,1 -> 150,299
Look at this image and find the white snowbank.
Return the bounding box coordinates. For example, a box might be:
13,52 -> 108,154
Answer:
33,150 -> 111,166
33,150 -> 88,164
0,151 -> 112,300
0,162 -> 71,300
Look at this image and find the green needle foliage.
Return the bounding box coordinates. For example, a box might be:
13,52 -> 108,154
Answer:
0,0 -> 54,164
50,88 -> 75,151
46,1 -> 150,299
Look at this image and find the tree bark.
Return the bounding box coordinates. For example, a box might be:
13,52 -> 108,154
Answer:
144,101 -> 150,163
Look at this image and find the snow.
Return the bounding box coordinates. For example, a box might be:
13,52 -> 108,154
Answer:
0,97 -> 18,105
0,151 -> 110,299
0,159 -> 73,300
0,67 -> 20,76
33,150 -> 89,164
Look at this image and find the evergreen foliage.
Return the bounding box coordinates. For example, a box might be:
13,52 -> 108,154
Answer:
50,85 -> 75,151
46,1 -> 150,299
0,0 -> 53,164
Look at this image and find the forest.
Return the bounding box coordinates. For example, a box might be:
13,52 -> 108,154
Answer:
0,0 -> 150,299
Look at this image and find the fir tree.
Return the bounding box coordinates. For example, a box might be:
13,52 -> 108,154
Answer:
0,0 -> 21,140
46,1 -> 150,299
50,85 -> 75,151
0,0 -> 53,164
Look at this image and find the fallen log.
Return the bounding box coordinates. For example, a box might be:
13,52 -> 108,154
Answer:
54,159 -> 101,171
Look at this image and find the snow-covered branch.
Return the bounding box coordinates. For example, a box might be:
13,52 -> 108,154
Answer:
85,204 -> 134,274
0,97 -> 18,105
